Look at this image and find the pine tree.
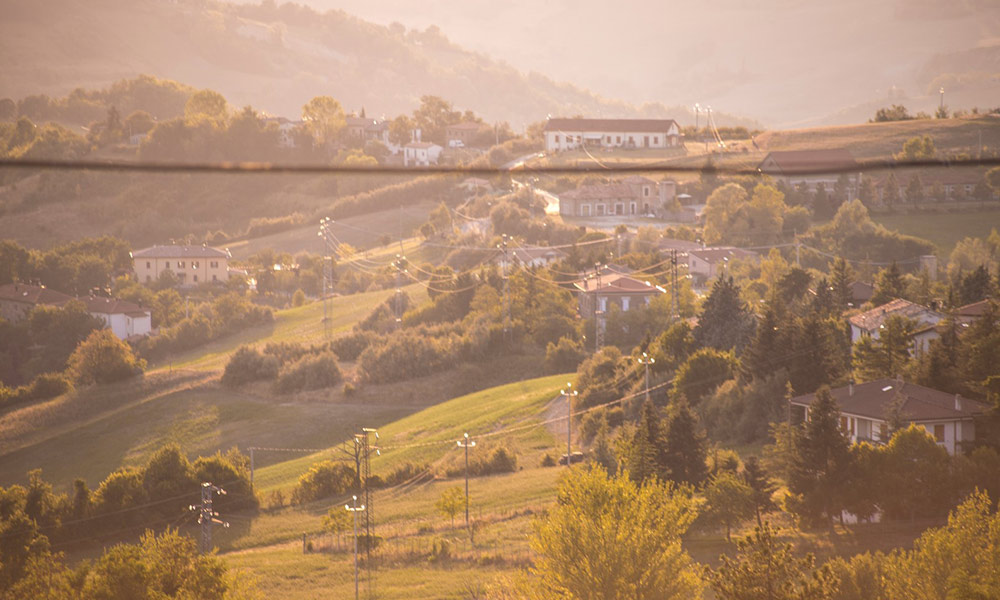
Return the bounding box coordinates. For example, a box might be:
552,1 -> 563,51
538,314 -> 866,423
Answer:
741,306 -> 781,381
663,398 -> 708,487
693,275 -> 756,354
829,257 -> 854,310
958,301 -> 1000,399
626,400 -> 668,483
910,317 -> 962,394
788,387 -> 852,525
852,314 -> 916,381
959,265 -> 993,305
742,456 -> 777,528
871,261 -> 906,306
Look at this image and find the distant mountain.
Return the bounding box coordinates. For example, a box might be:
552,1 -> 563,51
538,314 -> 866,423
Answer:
0,0 -> 756,130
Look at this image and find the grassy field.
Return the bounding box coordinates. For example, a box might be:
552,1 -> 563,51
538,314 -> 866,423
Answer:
149,283 -> 429,372
872,208 -> 1000,256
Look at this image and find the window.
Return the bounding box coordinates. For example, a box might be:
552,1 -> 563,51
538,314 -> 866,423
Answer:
178,261 -> 186,269
192,261 -> 199,269
934,424 -> 945,442
146,261 -> 151,269
581,204 -> 591,216
616,136 -> 621,144
165,261 -> 170,269
643,186 -> 650,197
653,136 -> 659,144
643,135 -> 649,146
212,275 -> 217,282
554,134 -> 561,144
630,202 -> 636,215
615,203 -> 624,215
606,136 -> 611,144
193,275 -> 198,282
210,261 -> 218,268
878,422 -> 887,440
597,204 -> 606,216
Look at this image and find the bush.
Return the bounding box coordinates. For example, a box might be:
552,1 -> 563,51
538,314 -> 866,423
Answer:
274,351 -> 342,393
358,331 -> 453,383
68,329 -> 146,385
0,372 -> 73,407
292,460 -> 355,504
382,462 -> 428,487
292,288 -> 306,307
221,346 -> 280,387
541,454 -> 557,467
328,330 -> 380,361
262,341 -> 312,364
545,336 -> 587,373
448,447 -> 518,477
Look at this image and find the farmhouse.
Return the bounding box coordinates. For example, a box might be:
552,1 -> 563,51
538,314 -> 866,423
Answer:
757,149 -> 858,194
684,247 -> 760,282
558,176 -> 677,218
848,298 -> 944,344
544,118 -> 681,152
345,114 -> 390,145
132,245 -> 231,286
572,272 -> 665,319
445,122 -> 480,147
404,142 -> 443,167
790,379 -> 989,455
0,283 -> 151,339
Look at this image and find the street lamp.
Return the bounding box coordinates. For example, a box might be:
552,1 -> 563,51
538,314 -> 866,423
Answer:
561,383 -> 578,466
345,495 -> 366,600
456,433 -> 476,530
637,352 -> 655,404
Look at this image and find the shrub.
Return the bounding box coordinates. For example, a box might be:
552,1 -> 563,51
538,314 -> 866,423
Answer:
382,462 -> 428,487
328,330 -> 380,361
545,336 -> 587,373
541,454 -> 557,467
68,329 -> 146,385
291,288 -> 306,307
448,447 -> 518,477
358,331 -> 453,383
221,346 -> 280,387
275,351 -> 342,393
262,341 -> 312,364
0,372 -> 73,407
292,460 -> 355,504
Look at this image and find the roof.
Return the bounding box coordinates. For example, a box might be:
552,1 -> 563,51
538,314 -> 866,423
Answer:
956,299 -> 992,318
687,247 -> 760,265
848,298 -> 944,332
573,273 -> 664,295
0,283 -> 73,306
79,296 -> 150,316
132,245 -> 230,259
790,379 -> 990,423
544,118 -> 679,134
657,238 -> 704,252
561,176 -> 656,201
406,142 -> 440,149
849,281 -> 874,303
758,149 -> 857,175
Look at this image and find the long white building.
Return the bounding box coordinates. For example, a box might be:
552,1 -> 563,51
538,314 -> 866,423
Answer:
543,118 -> 681,152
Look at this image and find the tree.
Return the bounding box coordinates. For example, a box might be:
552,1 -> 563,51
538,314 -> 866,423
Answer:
896,135 -> 935,161
743,456 -> 777,527
624,400 -> 668,483
987,167 -> 1000,194
878,425 -> 952,520
67,329 -> 146,385
694,275 -> 756,353
662,398 -> 709,486
788,387 -> 852,525
880,172 -> 900,208
872,104 -> 912,122
958,265 -> 993,305
302,96 -> 346,148
708,523 -> 838,600
957,301 -> 1000,399
184,89 -> 228,123
852,314 -> 915,381
412,95 -> 461,145
870,262 -> 905,306
703,471 -> 754,541
904,175 -> 924,203
436,486 -> 465,528
531,466 -> 703,600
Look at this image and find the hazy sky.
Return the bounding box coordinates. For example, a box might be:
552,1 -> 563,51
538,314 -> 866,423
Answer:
250,0 -> 999,125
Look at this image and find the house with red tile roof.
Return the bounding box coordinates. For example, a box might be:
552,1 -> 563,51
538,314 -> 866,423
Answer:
543,118 -> 681,152
132,245 -> 231,287
572,272 -> 665,319
757,148 -> 859,195
848,298 -> 945,344
0,283 -> 151,339
790,378 -> 989,455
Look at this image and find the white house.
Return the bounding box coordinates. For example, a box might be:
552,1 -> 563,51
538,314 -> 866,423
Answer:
790,379 -> 989,455
544,118 -> 681,152
506,246 -> 568,268
132,245 -> 231,287
80,296 -> 152,339
0,283 -> 151,339
848,298 -> 945,344
684,247 -> 760,281
404,142 -> 443,167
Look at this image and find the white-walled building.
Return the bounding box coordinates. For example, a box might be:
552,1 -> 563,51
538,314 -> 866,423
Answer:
544,118 -> 681,152
79,296 -> 152,339
790,379 -> 989,455
685,247 -> 760,281
404,142 -> 443,166
848,298 -> 945,344
132,245 -> 231,286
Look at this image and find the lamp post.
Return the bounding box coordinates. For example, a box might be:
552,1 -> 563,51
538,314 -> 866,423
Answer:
345,495 -> 366,600
561,383 -> 578,466
456,433 -> 476,530
637,352 -> 654,404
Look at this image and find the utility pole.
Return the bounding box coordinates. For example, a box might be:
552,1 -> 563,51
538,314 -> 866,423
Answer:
189,482 -> 229,554
456,433 -> 476,530
499,234 -> 511,337
561,383 -> 578,466
318,218 -> 337,338
594,263 -> 604,352
670,249 -> 678,321
637,352 -> 654,404
393,256 -> 406,329
345,495 -> 366,600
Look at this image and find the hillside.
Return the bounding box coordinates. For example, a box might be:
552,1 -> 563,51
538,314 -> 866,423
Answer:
0,0 -> 742,129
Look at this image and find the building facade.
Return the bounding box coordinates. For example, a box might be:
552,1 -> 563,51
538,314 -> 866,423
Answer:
559,176 -> 677,218
132,245 -> 231,286
544,118 -> 681,152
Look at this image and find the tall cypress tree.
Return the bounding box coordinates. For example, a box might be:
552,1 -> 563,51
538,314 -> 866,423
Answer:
830,257 -> 854,311
788,387 -> 852,525
626,400 -> 668,483
663,398 -> 708,487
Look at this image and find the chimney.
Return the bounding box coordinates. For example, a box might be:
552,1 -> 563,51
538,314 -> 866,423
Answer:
955,394 -> 962,411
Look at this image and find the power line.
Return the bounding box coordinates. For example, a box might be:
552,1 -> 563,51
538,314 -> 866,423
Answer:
3,156 -> 999,176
